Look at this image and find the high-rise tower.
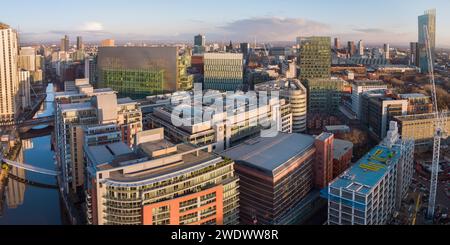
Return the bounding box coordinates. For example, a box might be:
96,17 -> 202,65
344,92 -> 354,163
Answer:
358,40 -> 364,56
298,36 -> 331,81
418,9 -> 436,73
76,36 -> 84,50
61,35 -> 70,51
0,23 -> 20,125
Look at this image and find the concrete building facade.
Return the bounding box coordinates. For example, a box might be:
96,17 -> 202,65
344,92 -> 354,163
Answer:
55,80 -> 142,194
332,139 -> 353,179
327,122 -> 414,225
395,112 -> 450,152
100,39 -> 115,47
351,80 -> 387,120
398,93 -> 433,115
146,90 -> 293,152
255,79 -> 307,133
0,23 -> 20,125
18,70 -> 32,110
360,91 -> 408,141
85,128 -> 239,225
222,132 -> 333,225
203,53 -> 244,91
18,47 -> 36,72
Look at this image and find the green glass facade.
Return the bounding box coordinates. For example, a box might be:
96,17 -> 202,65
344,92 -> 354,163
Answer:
97,47 -> 193,99
298,37 -> 331,81
178,52 -> 194,91
101,68 -> 165,99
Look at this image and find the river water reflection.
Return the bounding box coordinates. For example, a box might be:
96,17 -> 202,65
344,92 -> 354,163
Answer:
0,84 -> 63,225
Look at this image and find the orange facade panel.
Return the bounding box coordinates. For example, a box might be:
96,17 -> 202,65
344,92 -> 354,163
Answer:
142,185 -> 224,225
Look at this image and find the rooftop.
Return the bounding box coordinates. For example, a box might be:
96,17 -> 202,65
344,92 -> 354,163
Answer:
375,64 -> 420,69
60,102 -> 94,112
0,23 -> 10,29
352,80 -> 385,86
255,79 -> 306,92
395,111 -> 450,121
329,144 -> 402,195
221,133 -> 315,175
117,97 -> 136,105
92,88 -> 115,94
398,93 -> 430,99
139,139 -> 175,156
87,137 -> 220,182
316,132 -> 333,141
87,142 -> 134,167
362,89 -> 388,98
106,148 -> 219,183
325,125 -> 350,132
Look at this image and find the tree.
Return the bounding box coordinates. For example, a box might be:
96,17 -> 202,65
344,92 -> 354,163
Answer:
422,85 -> 450,110
390,78 -> 405,88
339,128 -> 371,159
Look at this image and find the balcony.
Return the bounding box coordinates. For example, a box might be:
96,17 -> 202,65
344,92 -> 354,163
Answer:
102,195 -> 141,203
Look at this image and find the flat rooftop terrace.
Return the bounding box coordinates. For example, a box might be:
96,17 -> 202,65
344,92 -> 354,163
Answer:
60,102 -> 94,112
398,93 -> 430,99
91,140 -> 220,183
334,139 -> 353,159
221,133 -> 315,175
106,145 -> 219,183
330,144 -> 402,195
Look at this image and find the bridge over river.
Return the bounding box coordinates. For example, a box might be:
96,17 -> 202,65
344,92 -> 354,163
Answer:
1,158 -> 59,176
0,155 -> 60,199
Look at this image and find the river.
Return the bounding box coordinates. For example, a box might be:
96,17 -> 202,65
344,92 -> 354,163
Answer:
0,84 -> 64,225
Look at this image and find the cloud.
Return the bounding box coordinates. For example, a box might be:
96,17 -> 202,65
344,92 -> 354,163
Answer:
79,21 -> 104,32
17,17 -> 449,47
19,29 -> 113,44
334,27 -> 416,45
218,17 -> 330,41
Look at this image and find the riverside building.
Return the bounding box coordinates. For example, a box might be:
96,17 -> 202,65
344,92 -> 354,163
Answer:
55,79 -> 142,195
85,128 -> 239,225
326,122 -> 414,225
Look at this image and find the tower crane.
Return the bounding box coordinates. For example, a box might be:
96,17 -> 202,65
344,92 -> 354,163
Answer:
412,193 -> 421,225
423,25 -> 446,220
262,43 -> 270,57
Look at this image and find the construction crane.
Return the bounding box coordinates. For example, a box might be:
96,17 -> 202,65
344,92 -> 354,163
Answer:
423,25 -> 446,220
412,193 -> 421,225
262,43 -> 270,57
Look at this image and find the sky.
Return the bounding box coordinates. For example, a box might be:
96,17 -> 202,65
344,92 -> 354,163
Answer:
2,0 -> 450,47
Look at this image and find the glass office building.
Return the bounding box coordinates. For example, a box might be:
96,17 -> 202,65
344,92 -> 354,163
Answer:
97,46 -> 192,99
418,9 -> 436,74
305,78 -> 344,114
100,68 -> 165,99
298,37 -> 331,81
203,53 -> 244,91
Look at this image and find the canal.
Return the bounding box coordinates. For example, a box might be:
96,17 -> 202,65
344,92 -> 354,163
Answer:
0,84 -> 64,225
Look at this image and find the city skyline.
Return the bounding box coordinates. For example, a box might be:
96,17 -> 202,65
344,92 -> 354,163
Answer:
0,1 -> 449,229
2,0 -> 450,47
